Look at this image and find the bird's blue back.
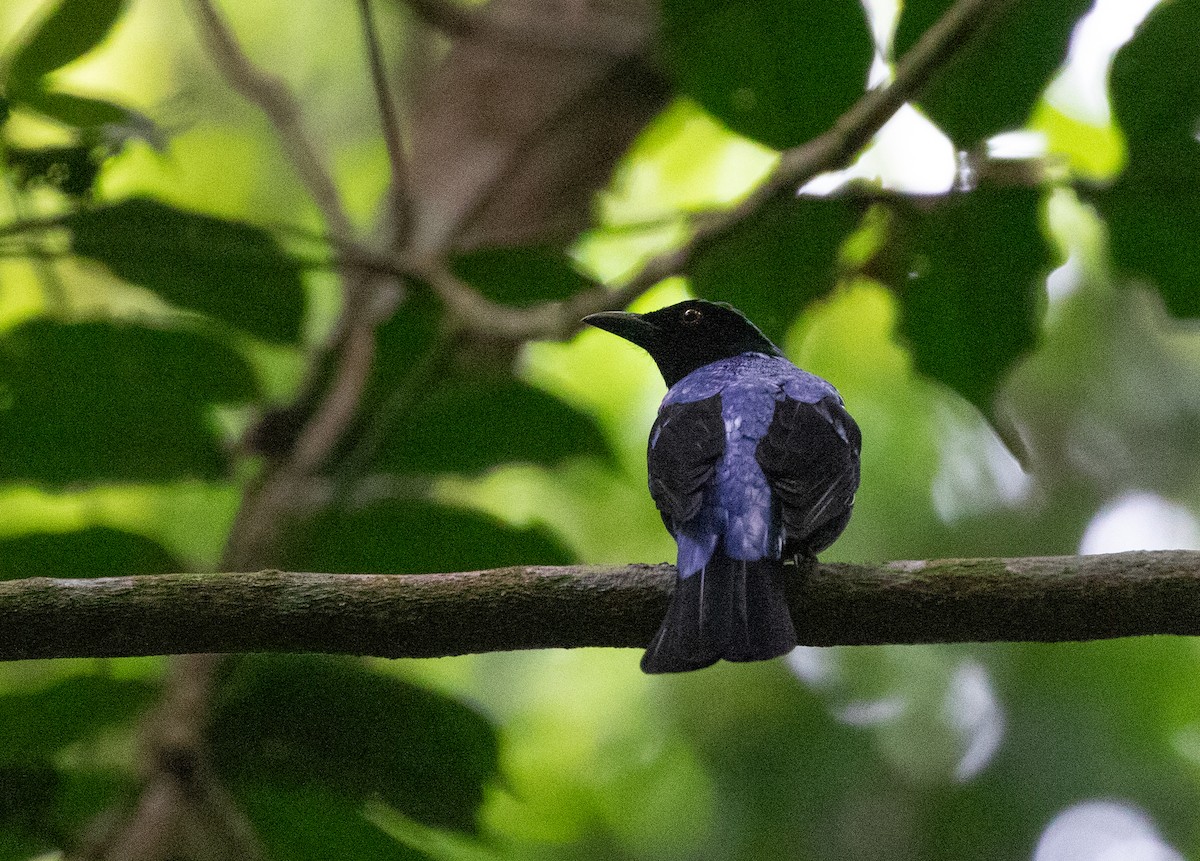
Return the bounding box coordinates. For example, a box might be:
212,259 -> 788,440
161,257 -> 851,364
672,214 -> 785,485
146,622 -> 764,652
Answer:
654,352 -> 850,578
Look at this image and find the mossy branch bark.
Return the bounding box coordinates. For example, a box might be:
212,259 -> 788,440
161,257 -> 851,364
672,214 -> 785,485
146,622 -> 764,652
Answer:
2,550 -> 1199,662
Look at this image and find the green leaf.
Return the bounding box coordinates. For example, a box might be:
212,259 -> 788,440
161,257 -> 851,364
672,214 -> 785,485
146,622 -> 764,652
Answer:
0,764 -> 57,861
688,195 -> 858,342
894,187 -> 1047,413
1109,0 -> 1200,168
64,198 -> 305,343
451,246 -> 595,307
0,675 -> 158,763
1094,171 -> 1200,319
376,375 -> 613,475
0,767 -> 133,861
14,89 -> 150,134
5,142 -> 103,198
1093,0 -> 1200,319
280,499 -> 572,575
895,0 -> 1091,146
327,291 -> 450,473
0,526 -> 181,581
16,91 -> 126,128
54,771 -> 135,841
360,291 -> 445,418
4,0 -> 128,100
665,663 -> 886,861
237,785 -> 431,861
0,319 -> 257,484
211,655 -> 499,834
661,0 -> 872,149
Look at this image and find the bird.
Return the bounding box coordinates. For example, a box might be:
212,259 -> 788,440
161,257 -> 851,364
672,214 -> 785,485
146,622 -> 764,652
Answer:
583,299 -> 861,673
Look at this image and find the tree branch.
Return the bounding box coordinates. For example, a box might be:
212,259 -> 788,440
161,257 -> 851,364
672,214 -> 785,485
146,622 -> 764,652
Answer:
369,0 -> 1009,343
599,0 -> 1009,306
4,551 -> 1199,662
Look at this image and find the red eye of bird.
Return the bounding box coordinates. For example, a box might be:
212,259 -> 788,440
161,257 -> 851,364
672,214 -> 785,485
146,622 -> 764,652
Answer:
682,307 -> 703,324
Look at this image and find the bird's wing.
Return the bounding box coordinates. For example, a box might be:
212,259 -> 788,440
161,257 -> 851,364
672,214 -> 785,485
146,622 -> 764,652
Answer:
647,394 -> 725,528
755,394 -> 861,554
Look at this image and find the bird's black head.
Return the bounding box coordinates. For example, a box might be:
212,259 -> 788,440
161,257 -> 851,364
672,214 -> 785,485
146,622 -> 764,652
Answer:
583,299 -> 783,387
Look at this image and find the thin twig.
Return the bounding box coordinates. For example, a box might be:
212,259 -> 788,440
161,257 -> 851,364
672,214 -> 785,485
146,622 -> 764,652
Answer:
5,0 -> 1006,347
101,655 -> 266,861
0,176 -> 70,310
188,0 -> 393,502
357,0 -> 411,243
190,0 -> 354,241
187,0 -> 387,502
218,314 -> 379,568
292,318 -> 379,476
610,0 -> 1008,303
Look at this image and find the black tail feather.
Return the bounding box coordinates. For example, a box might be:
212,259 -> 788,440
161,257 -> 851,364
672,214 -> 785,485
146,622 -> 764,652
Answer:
640,553 -> 797,674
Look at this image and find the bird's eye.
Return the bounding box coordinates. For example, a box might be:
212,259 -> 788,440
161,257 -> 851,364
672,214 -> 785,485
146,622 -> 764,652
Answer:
682,307 -> 703,325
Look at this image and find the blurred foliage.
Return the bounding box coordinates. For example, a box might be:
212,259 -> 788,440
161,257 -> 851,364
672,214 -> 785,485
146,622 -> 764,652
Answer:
281,498 -> 573,575
373,373 -> 615,476
688,195 -> 859,342
0,525 -> 181,579
1091,0 -> 1200,318
4,0 -> 127,104
894,0 -> 1094,147
1,0 -> 1200,860
0,673 -> 151,858
451,247 -> 597,308
236,785 -> 432,861
660,0 -> 871,149
64,198 -> 307,341
0,318 -> 257,483
893,186 -> 1048,415
211,654 -> 499,845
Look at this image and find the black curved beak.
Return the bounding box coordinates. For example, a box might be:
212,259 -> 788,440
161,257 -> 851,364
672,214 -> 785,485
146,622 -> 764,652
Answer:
582,311 -> 659,351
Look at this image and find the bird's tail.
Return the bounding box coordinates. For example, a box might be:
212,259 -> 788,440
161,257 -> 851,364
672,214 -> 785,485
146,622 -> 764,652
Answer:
640,552 -> 797,674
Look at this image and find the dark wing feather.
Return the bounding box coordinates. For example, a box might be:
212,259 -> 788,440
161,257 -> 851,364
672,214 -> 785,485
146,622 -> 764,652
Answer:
647,395 -> 724,528
756,394 -> 861,555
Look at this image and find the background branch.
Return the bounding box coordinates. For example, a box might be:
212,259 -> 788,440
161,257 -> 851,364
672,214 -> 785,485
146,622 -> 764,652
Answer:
597,0 -> 1009,311
4,550 -> 1199,662
190,0 -> 355,242
611,10 -> 975,289
101,7 -> 403,857
347,0 -> 1009,342
357,0 -> 411,242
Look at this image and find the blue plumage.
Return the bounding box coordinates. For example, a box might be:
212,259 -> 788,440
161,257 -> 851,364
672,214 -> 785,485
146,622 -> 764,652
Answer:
584,300 -> 861,673
661,353 -> 843,574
